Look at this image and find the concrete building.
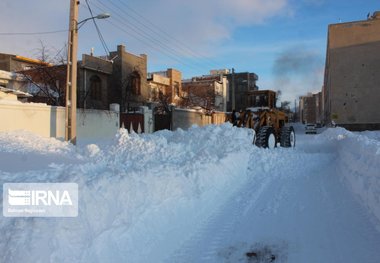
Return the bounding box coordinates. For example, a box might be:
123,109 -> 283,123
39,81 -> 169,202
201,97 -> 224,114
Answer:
4,45 -> 148,111
0,70 -> 31,102
315,91 -> 323,124
147,68 -> 182,105
299,92 -> 323,124
0,70 -> 27,91
210,69 -> 259,111
78,54 -> 113,110
181,74 -> 229,112
109,45 -> 148,112
19,58 -> 112,109
0,53 -> 67,106
323,12 -> 380,130
0,53 -> 51,72
227,71 -> 259,111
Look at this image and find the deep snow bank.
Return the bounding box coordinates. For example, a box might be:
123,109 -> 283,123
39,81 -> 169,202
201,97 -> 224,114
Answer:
0,130 -> 76,156
0,124 -> 254,262
317,128 -> 380,226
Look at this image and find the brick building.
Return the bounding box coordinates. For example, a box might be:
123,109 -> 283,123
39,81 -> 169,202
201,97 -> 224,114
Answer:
181,74 -> 229,112
299,94 -> 316,124
109,45 -> 148,112
147,68 -> 182,105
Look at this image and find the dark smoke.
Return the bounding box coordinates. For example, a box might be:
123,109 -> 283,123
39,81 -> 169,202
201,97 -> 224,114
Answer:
272,46 -> 324,101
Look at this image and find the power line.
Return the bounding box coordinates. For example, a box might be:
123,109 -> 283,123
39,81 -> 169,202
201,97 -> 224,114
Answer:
94,0 -> 197,63
110,0 -> 223,70
100,0 -> 223,70
104,18 -> 202,72
84,0 -> 110,57
0,30 -> 67,36
100,0 -> 197,59
93,1 -> 212,71
90,1 -> 205,72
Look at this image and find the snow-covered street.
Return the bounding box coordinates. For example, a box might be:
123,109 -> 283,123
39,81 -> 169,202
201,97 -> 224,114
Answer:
1,124 -> 380,262
170,131 -> 380,262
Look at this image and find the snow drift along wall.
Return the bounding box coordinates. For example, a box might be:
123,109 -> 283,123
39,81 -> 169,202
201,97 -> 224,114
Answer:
0,124 -> 254,262
322,128 -> 380,225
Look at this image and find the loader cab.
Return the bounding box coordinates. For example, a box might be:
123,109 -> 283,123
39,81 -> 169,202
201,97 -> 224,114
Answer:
248,90 -> 277,109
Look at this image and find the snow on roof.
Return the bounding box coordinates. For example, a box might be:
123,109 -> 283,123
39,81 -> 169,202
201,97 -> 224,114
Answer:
0,70 -> 27,81
0,86 -> 32,97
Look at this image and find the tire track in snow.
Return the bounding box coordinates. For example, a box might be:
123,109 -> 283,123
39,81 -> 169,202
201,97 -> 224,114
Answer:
313,162 -> 380,263
168,152 -> 280,263
168,147 -> 337,262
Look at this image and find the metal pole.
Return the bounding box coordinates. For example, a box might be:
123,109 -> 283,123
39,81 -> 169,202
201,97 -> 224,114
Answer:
65,0 -> 79,144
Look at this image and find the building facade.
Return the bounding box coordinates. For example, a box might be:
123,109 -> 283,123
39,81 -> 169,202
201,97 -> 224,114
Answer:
0,70 -> 27,91
0,70 -> 31,101
4,45 -> 148,112
299,94 -> 316,124
18,65 -> 67,106
209,69 -> 259,111
77,54 -> 113,110
212,70 -> 258,112
323,12 -> 380,130
181,74 -> 229,112
299,92 -> 323,124
147,68 -> 182,105
0,53 -> 51,72
109,45 -> 148,112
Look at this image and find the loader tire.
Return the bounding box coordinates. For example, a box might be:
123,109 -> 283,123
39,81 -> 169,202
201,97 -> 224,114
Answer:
255,126 -> 276,148
280,126 -> 296,148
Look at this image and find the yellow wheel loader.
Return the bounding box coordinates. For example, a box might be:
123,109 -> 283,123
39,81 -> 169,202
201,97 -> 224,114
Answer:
239,90 -> 295,148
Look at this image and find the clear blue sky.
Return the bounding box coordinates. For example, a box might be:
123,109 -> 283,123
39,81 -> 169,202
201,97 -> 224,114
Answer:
0,0 -> 379,102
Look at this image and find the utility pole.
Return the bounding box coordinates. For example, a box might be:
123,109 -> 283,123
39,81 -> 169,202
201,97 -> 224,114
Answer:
231,68 -> 235,110
65,0 -> 79,144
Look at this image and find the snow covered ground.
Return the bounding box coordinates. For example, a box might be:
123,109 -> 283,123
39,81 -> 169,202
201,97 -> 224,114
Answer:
0,124 -> 380,262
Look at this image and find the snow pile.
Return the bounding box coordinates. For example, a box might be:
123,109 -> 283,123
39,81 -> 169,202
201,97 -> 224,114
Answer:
318,127 -> 380,225
0,131 -> 84,173
0,124 -> 254,262
360,130 -> 380,142
0,130 -> 74,155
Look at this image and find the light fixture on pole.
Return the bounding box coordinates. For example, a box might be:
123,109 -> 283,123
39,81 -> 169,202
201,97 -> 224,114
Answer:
77,13 -> 111,29
65,0 -> 110,145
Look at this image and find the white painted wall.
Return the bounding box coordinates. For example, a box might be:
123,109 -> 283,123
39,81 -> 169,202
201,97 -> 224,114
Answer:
139,106 -> 153,133
0,100 -> 119,142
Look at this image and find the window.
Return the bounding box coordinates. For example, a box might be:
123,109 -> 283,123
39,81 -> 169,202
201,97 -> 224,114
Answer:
252,94 -> 269,107
90,75 -> 102,101
131,71 -> 141,95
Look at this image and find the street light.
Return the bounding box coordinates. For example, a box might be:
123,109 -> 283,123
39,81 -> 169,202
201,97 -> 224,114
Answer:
77,13 -> 111,29
65,0 -> 110,145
